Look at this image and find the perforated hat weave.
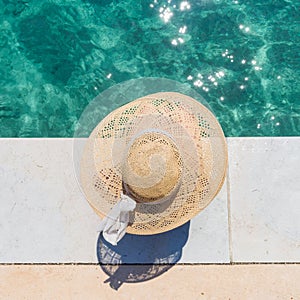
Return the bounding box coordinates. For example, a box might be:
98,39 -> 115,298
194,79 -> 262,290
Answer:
80,92 -> 227,235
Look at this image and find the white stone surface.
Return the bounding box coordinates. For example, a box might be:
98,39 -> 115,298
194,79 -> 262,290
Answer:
228,137 -> 300,262
182,181 -> 230,263
0,139 -> 100,263
3,137 -> 300,264
0,138 -> 229,263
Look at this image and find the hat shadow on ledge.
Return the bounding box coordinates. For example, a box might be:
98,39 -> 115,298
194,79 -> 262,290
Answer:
97,221 -> 190,290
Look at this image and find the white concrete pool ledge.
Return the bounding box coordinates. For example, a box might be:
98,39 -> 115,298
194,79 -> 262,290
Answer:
0,137 -> 299,264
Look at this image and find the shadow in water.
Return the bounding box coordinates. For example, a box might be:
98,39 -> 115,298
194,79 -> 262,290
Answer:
97,221 -> 190,290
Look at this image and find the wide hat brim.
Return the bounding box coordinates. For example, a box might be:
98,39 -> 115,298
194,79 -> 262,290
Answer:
80,92 -> 227,235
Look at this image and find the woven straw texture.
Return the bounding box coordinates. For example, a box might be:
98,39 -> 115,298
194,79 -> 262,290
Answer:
123,131 -> 183,203
80,92 -> 227,235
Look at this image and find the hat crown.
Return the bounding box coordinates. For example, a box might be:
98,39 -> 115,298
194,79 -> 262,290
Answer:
122,131 -> 182,203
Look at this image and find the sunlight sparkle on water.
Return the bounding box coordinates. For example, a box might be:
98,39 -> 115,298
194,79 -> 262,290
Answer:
222,49 -> 229,57
159,7 -> 173,23
180,1 -> 191,11
216,71 -> 225,78
179,26 -> 187,34
171,37 -> 185,46
194,80 -> 203,87
171,39 -> 178,45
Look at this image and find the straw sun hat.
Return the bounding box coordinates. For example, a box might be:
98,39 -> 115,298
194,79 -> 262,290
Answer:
80,92 -> 227,244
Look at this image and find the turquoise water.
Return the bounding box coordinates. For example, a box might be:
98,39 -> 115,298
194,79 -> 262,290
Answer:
0,0 -> 299,137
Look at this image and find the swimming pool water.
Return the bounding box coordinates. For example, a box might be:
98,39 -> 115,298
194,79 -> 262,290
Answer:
0,0 -> 299,137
